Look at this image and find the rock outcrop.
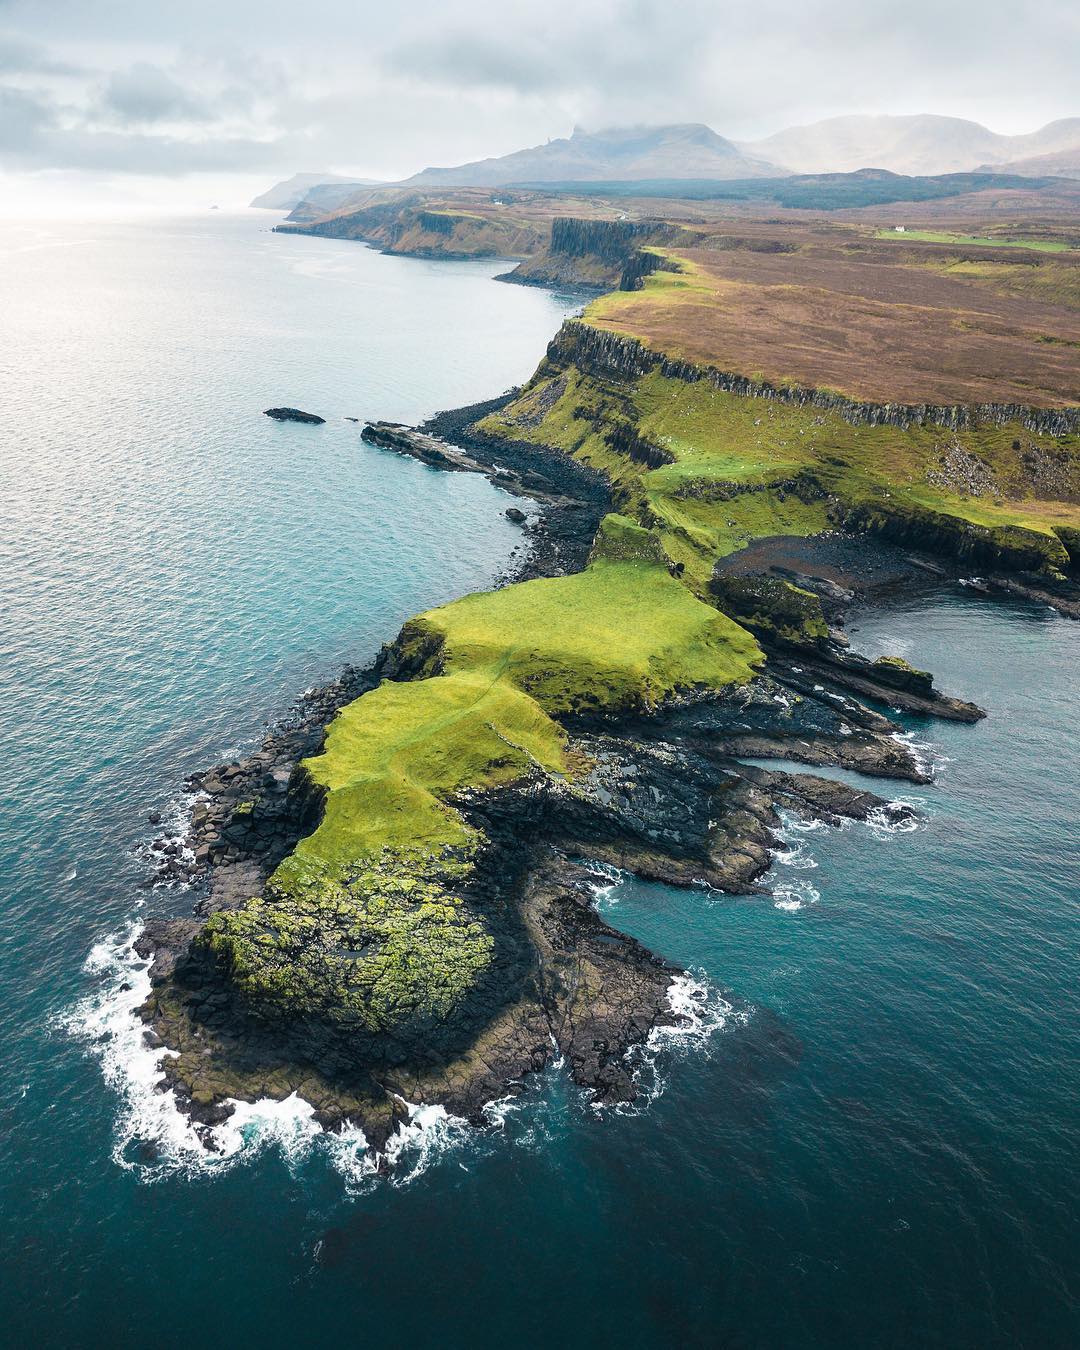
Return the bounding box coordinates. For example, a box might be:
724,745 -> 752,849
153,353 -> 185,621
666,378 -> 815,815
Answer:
264,407 -> 325,424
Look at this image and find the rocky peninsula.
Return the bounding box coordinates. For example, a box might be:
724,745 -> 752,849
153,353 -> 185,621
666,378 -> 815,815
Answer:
135,231 -> 1080,1158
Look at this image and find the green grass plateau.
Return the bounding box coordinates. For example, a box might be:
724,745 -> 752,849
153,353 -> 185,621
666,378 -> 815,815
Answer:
874,228 -> 1076,254
201,552 -> 761,1036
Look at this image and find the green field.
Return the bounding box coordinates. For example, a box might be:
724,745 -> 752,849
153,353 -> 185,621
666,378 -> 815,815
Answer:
875,228 -> 1077,253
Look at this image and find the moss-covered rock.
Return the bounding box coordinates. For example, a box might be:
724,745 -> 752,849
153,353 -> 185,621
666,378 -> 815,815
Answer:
199,846 -> 494,1048
588,513 -> 667,565
708,573 -> 829,646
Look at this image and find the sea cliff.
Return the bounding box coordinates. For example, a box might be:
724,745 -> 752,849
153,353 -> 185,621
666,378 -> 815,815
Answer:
135,235 -> 1080,1159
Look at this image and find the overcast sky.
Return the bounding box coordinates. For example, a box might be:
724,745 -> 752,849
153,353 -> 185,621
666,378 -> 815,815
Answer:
1,0 -> 1077,211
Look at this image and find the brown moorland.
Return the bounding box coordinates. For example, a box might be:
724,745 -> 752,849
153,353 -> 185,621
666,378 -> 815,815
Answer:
586,234 -> 1080,407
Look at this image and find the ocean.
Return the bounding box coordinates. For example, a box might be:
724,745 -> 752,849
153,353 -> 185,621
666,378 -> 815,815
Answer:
0,211 -> 1076,1349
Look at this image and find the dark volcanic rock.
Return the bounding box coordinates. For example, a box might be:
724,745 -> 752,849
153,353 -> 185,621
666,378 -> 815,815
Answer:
264,407 -> 325,424
137,643 -> 935,1152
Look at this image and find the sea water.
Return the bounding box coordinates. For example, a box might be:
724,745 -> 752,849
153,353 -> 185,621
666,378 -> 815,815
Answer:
1,213 -> 1077,1348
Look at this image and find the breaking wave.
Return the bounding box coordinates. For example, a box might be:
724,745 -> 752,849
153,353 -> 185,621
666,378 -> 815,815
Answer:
65,922 -> 740,1189
583,861 -> 625,911
893,729 -> 951,779
617,970 -> 748,1109
773,877 -> 822,912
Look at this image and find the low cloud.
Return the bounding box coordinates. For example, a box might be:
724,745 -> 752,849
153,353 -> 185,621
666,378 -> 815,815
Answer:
100,62 -> 212,125
0,35 -> 84,77
0,0 -> 1077,185
0,85 -> 55,151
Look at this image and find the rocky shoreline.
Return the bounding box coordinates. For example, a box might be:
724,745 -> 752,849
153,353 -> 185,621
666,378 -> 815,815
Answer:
131,389 -> 1004,1156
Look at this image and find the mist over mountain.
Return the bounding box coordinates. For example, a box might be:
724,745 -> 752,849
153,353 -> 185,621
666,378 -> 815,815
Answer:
739,114 -> 1080,177
401,124 -> 781,187
251,171 -> 379,210
253,112 -> 1080,212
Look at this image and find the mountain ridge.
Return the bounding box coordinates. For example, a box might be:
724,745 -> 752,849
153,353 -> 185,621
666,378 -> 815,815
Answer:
401,123 -> 782,187
252,114 -> 1080,212
738,114 -> 1080,177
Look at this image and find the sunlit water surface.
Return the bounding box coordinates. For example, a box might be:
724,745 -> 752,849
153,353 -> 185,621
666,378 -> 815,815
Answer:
1,213 -> 1077,1349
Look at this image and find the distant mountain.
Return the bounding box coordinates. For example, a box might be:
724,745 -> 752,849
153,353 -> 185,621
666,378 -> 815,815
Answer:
977,142 -> 1080,181
402,124 -> 782,187
250,172 -> 380,210
739,115 -> 1080,178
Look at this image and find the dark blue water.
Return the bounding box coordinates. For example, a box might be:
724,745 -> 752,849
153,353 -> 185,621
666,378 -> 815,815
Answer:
2,215 -> 1078,1349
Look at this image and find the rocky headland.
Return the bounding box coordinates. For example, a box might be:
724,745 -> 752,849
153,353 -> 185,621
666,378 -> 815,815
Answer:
133,226 -> 1080,1160
136,394 -> 999,1155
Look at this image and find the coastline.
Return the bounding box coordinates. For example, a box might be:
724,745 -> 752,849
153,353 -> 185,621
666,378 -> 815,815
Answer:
116,226 -> 1078,1163
131,386 -> 986,1156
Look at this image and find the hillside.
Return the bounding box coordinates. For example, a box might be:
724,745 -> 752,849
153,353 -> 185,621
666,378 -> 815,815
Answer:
403,124 -> 781,187
250,171 -> 378,210
740,114 -> 1080,177
983,147 -> 1080,180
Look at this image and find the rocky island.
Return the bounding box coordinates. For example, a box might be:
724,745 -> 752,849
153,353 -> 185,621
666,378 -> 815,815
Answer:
139,206 -> 1080,1156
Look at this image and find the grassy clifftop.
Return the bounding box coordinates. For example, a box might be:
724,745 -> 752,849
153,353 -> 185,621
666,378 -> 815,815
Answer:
200,554 -> 761,1044
579,244 -> 1080,407
485,358 -> 1080,581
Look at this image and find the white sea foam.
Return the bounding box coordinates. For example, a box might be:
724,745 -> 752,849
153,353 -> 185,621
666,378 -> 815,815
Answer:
63,926 -> 221,1176
381,1098 -> 474,1186
617,970 -> 746,1109
583,861 -> 624,910
771,813 -> 822,870
893,729 -> 950,779
772,877 -> 822,912
64,927 -> 346,1181
769,811 -> 825,908
865,797 -> 925,836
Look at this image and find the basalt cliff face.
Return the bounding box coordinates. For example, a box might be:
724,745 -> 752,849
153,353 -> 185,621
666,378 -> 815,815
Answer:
502,218 -> 684,290
546,320 -> 1080,438
528,321 -> 1080,584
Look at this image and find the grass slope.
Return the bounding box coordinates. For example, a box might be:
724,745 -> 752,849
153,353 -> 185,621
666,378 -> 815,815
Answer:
482,359 -> 1080,587
200,555 -> 761,1038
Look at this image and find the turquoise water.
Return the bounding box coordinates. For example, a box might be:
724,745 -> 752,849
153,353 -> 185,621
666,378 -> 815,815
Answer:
2,215 -> 1078,1348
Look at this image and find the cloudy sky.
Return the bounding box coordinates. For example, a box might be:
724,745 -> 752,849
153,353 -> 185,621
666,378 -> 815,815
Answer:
1,0 -> 1077,211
